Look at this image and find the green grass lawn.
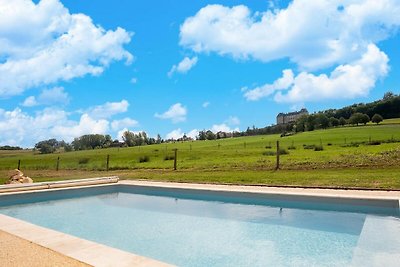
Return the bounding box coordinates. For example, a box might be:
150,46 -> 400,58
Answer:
1,122 -> 400,189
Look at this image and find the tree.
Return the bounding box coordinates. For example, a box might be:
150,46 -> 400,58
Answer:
329,117 -> 340,127
371,114 -> 383,124
34,138 -> 60,154
383,91 -> 395,100
360,114 -> 370,125
205,130 -> 216,140
198,130 -> 207,140
339,117 -> 347,126
349,113 -> 364,125
316,114 -> 330,129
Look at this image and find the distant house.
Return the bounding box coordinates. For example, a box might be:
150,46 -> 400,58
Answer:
276,108 -> 308,125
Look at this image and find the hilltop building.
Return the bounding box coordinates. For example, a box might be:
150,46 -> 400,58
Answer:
276,108 -> 308,125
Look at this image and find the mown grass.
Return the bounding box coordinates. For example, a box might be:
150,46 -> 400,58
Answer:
1,122 -> 400,189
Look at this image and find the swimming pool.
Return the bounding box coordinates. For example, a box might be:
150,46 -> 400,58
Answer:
0,183 -> 399,266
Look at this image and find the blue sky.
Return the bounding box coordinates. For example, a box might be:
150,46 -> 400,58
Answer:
1,0 -> 399,147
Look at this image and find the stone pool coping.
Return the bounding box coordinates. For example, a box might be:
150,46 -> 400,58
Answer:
1,179 -> 400,266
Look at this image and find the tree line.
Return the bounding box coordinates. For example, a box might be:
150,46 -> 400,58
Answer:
27,91 -> 399,153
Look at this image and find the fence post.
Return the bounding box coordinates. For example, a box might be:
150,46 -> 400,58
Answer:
56,156 -> 60,171
17,159 -> 21,170
106,154 -> 110,171
275,141 -> 280,170
173,149 -> 178,171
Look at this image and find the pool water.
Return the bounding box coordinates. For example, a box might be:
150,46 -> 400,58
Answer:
0,185 -> 399,266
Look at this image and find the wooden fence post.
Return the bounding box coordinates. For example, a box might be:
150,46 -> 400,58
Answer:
17,159 -> 21,170
275,141 -> 280,170
106,154 -> 110,171
56,156 -> 60,171
173,149 -> 178,171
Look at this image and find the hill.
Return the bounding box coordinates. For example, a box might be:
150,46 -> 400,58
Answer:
1,119 -> 399,189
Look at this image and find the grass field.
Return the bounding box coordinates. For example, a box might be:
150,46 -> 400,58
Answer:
1,119 -> 400,189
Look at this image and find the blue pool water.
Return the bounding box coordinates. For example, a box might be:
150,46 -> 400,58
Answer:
0,185 -> 399,266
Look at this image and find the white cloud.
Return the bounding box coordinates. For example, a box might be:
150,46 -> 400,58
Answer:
51,114 -> 109,141
245,44 -> 388,103
166,128 -> 184,140
0,99 -> 138,147
211,123 -> 239,133
202,101 -> 210,108
111,118 -> 138,131
86,100 -> 129,119
226,116 -> 240,125
165,128 -> 199,140
155,103 -> 187,123
21,96 -> 37,107
244,69 -> 294,101
0,0 -> 133,96
180,1 -> 400,70
130,77 -> 138,84
168,56 -> 198,77
0,107 -> 108,147
22,87 -> 69,106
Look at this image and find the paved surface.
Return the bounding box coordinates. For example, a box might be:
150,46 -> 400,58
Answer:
0,230 -> 90,267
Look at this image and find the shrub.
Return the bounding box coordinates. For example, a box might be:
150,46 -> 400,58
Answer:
367,141 -> 381,146
327,143 -> 333,146
164,155 -> 175,161
138,156 -> 150,163
262,148 -> 289,156
341,142 -> 360,148
78,158 -> 90,164
288,145 -> 296,150
303,144 -> 316,150
265,145 -> 272,149
371,114 -> 383,124
262,151 -> 276,156
314,145 -> 324,151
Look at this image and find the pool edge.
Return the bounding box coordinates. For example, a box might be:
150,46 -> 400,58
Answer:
0,214 -> 174,267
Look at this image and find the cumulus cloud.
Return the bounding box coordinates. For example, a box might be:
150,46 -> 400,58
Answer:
166,128 -> 199,140
0,0 -> 133,96
180,1 -> 400,70
111,118 -> 138,131
86,100 -> 129,119
168,56 -> 198,77
226,116 -> 240,125
22,87 -> 69,107
0,107 -> 108,147
202,101 -> 210,108
211,123 -> 239,133
244,70 -> 294,101
181,1 -> 400,103
0,99 -> 136,147
245,44 -> 388,102
155,103 -> 187,123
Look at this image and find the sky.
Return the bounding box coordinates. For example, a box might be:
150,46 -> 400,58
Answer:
1,0 -> 400,147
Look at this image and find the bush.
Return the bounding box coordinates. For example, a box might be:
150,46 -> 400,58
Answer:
164,155 -> 175,161
265,145 -> 272,149
78,158 -> 90,164
341,142 -> 360,148
367,141 -> 381,146
138,156 -> 150,163
327,143 -> 333,146
314,145 -> 324,151
288,145 -> 296,150
262,148 -> 289,156
303,144 -> 316,150
371,114 -> 383,124
262,151 -> 276,156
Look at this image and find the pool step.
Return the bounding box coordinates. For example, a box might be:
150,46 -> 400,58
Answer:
0,176 -> 119,193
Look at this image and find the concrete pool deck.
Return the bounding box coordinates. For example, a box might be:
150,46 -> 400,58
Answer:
0,179 -> 399,266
